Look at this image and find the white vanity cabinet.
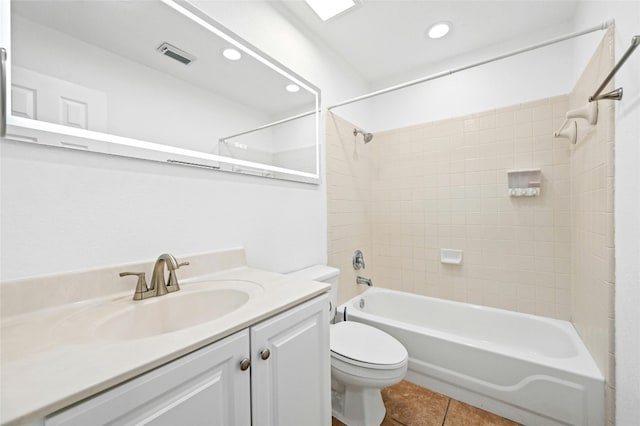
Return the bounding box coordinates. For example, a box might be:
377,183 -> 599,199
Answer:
251,294 -> 330,426
45,330 -> 252,426
43,294 -> 330,426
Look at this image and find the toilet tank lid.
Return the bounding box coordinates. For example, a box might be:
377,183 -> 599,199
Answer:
289,265 -> 340,281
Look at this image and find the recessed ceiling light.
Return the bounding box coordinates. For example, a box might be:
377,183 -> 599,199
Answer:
428,22 -> 451,39
304,0 -> 356,21
285,84 -> 300,93
222,48 -> 242,61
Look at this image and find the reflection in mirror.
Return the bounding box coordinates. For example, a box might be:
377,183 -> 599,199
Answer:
218,109 -> 318,175
7,0 -> 320,182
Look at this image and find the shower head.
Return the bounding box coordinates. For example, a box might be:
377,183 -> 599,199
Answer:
353,128 -> 374,143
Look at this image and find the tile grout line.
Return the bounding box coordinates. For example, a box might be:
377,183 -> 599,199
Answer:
390,416 -> 409,426
441,398 -> 452,426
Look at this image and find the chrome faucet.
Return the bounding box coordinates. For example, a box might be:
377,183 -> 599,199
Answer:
356,276 -> 372,286
120,253 -> 189,300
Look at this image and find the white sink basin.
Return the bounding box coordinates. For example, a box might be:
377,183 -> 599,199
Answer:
94,287 -> 250,340
1,278 -> 265,363
42,280 -> 264,343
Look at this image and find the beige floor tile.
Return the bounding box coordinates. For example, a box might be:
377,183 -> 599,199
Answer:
333,381 -> 518,426
381,414 -> 407,426
333,414 -> 404,426
443,399 -> 520,426
332,417 -> 344,426
381,380 -> 449,426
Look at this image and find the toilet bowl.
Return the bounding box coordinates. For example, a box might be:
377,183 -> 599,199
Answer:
289,266 -> 408,426
331,321 -> 408,426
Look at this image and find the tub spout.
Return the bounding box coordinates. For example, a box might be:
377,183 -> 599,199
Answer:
356,276 -> 372,286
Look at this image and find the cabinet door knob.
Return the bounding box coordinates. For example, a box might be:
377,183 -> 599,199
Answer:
239,358 -> 251,371
260,349 -> 270,360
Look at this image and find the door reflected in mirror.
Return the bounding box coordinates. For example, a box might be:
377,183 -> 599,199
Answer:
6,0 -> 320,182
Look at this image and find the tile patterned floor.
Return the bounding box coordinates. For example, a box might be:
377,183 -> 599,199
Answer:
332,380 -> 521,426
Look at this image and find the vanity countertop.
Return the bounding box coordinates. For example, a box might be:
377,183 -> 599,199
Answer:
0,252 -> 329,425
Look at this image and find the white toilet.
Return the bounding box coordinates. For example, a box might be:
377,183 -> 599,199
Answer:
290,266 -> 408,426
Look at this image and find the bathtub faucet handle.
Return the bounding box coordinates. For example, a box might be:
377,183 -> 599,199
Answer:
353,250 -> 366,270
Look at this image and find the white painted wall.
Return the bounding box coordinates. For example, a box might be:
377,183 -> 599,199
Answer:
573,2 -> 640,423
0,1 -> 368,280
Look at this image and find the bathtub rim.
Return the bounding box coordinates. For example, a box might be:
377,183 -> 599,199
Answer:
339,287 -> 603,382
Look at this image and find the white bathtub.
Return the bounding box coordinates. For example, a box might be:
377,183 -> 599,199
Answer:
337,288 -> 604,426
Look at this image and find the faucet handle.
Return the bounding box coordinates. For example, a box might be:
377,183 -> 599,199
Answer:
167,260 -> 189,291
119,272 -> 150,300
353,250 -> 365,270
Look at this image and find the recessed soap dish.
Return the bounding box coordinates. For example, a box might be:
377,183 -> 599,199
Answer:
507,169 -> 541,197
440,249 -> 463,265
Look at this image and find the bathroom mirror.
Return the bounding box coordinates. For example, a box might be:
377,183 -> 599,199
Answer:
1,0 -> 320,183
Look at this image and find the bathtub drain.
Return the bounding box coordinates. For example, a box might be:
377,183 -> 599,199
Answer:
359,298 -> 365,309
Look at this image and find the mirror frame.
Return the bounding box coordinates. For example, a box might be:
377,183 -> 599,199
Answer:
0,0 -> 321,184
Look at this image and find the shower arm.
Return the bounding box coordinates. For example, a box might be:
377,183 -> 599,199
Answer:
353,128 -> 373,142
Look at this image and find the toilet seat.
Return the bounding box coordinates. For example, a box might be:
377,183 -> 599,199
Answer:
330,321 -> 408,370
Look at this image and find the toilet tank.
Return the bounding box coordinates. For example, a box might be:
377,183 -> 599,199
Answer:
289,265 -> 340,321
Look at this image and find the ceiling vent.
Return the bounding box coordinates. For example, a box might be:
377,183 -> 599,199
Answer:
157,42 -> 196,65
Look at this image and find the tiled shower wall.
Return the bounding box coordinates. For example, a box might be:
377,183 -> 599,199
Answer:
327,113 -> 373,304
328,95 -> 573,318
369,96 -> 572,319
568,29 -> 615,425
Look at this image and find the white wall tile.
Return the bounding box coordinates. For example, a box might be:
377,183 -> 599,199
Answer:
568,29 -> 615,395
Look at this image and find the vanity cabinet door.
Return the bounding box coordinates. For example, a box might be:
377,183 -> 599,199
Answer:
250,294 -> 330,426
45,330 -> 251,426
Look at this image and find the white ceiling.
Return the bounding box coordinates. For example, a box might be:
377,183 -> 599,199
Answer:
277,0 -> 581,85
